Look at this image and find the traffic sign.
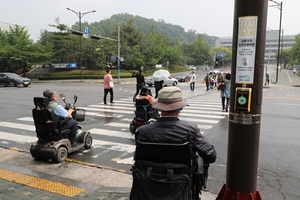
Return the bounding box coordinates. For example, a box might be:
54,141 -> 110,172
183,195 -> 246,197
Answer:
218,52 -> 227,57
83,27 -> 89,38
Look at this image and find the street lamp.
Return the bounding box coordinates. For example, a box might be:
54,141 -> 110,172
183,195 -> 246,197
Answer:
66,8 -> 96,81
269,0 -> 283,84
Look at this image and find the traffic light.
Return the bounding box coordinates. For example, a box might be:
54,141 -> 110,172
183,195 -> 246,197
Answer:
71,30 -> 83,36
90,35 -> 101,40
215,58 -> 219,67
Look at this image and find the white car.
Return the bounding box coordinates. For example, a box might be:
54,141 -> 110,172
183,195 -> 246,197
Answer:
145,70 -> 178,87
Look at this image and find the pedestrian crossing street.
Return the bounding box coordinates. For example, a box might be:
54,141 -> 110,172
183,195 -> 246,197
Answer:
0,92 -> 228,167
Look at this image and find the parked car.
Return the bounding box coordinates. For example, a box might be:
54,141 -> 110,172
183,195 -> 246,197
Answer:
174,72 -> 191,82
0,72 -> 31,87
145,76 -> 154,87
145,70 -> 178,87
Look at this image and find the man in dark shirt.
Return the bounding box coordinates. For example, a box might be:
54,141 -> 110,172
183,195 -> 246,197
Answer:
135,86 -> 217,165
132,69 -> 145,101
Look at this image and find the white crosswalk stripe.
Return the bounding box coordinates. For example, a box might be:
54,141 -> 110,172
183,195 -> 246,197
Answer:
0,92 -> 227,165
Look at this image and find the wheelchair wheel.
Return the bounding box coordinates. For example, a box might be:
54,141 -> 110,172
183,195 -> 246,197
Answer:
129,122 -> 136,134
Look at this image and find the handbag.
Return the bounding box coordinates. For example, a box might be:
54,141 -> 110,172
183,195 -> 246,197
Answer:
109,81 -> 114,88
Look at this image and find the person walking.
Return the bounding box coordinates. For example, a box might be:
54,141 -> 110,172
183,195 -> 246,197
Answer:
203,73 -> 211,91
217,73 -> 231,112
103,69 -> 114,105
132,69 -> 145,101
190,71 -> 196,91
265,72 -> 270,86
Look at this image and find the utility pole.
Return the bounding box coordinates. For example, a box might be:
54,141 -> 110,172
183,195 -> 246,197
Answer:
216,0 -> 268,199
269,0 -> 283,83
66,8 -> 96,82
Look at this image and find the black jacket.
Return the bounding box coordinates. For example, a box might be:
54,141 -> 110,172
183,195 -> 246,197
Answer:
135,117 -> 217,164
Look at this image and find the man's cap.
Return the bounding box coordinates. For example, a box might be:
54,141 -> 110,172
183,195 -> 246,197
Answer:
152,86 -> 188,111
43,89 -> 55,100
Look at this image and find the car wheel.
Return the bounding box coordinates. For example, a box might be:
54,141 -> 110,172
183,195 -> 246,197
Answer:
9,81 -> 16,87
173,81 -> 178,86
84,134 -> 93,149
23,84 -> 29,87
147,84 -> 153,87
54,146 -> 68,163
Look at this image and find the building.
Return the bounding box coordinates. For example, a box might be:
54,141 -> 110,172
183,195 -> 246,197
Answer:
215,30 -> 296,65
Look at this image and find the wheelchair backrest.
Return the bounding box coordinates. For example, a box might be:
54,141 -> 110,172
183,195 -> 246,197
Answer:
135,98 -> 150,121
135,140 -> 193,167
32,97 -> 58,142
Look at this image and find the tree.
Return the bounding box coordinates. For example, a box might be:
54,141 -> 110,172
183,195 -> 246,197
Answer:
0,25 -> 51,74
290,34 -> 300,65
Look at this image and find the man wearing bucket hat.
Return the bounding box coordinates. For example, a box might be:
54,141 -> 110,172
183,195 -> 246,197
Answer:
135,86 -> 217,166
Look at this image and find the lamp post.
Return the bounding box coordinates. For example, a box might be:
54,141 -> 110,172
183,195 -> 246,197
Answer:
66,8 -> 96,81
269,0 -> 283,84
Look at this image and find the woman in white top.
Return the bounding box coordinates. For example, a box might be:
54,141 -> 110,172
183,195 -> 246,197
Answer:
190,71 -> 196,91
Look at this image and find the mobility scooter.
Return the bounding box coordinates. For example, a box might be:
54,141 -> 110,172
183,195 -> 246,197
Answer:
30,94 -> 92,163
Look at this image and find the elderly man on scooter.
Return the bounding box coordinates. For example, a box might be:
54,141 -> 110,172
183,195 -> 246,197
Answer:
43,89 -> 77,146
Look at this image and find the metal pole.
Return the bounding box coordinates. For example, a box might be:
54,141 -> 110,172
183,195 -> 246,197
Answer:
216,0 -> 268,199
275,2 -> 282,83
117,26 -> 120,83
66,8 -> 96,82
79,12 -> 83,82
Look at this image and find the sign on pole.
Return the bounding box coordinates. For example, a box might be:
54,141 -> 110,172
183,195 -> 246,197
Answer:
83,27 -> 89,38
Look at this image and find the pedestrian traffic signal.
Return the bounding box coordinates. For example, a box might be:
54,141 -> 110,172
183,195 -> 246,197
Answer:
90,35 -> 101,40
215,58 -> 219,66
71,30 -> 83,36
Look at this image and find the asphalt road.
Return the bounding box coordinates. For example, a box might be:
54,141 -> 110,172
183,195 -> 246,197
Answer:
0,70 -> 300,199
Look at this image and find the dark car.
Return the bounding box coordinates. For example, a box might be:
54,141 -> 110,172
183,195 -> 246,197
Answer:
174,72 -> 191,82
0,72 -> 31,87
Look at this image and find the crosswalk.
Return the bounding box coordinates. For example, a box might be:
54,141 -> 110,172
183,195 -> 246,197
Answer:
0,92 -> 228,169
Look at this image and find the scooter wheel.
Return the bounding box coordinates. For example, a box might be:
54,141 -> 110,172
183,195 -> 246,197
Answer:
84,134 -> 93,149
54,146 -> 68,163
129,122 -> 136,134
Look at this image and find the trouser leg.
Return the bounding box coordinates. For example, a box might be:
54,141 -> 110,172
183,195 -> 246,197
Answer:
103,89 -> 109,104
109,88 -> 114,103
61,119 -> 78,144
222,97 -> 225,110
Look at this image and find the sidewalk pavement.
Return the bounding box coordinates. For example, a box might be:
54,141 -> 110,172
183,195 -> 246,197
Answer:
0,147 -> 218,200
270,69 -> 300,86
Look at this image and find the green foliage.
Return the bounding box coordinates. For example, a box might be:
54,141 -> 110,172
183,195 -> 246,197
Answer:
0,25 -> 52,73
291,34 -> 300,65
39,69 -> 135,80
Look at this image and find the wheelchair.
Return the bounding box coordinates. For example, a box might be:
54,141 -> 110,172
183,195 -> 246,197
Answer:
129,98 -> 158,134
130,139 -> 209,200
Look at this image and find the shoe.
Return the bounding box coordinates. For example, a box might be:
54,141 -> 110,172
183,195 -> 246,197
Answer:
110,102 -> 114,105
226,108 -> 228,112
104,103 -> 107,105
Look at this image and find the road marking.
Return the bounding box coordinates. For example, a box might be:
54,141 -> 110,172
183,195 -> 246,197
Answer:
89,128 -> 134,139
273,103 -> 300,106
285,71 -> 293,83
0,121 -> 35,131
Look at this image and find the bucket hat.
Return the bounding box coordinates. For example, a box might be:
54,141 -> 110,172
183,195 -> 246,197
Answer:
152,86 -> 188,111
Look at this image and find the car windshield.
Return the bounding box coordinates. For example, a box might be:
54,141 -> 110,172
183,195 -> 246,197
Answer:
179,73 -> 187,76
7,73 -> 21,78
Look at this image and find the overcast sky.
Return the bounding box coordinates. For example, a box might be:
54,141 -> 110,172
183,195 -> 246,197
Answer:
0,0 -> 299,41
